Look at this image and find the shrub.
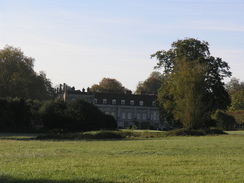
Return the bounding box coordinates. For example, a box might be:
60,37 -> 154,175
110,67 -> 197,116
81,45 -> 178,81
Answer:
166,128 -> 227,136
166,129 -> 206,136
93,131 -> 123,139
36,131 -> 123,140
39,99 -> 117,132
213,110 -> 236,130
0,98 -> 33,132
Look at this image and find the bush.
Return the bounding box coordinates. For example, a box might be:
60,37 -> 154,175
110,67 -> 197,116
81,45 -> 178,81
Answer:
39,99 -> 117,132
0,98 -> 33,132
166,129 -> 206,136
227,110 -> 244,124
93,131 -> 123,139
36,131 -> 124,140
166,128 -> 227,136
213,110 -> 236,130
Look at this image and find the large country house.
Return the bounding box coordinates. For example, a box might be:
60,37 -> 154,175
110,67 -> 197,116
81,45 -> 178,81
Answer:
59,84 -> 169,130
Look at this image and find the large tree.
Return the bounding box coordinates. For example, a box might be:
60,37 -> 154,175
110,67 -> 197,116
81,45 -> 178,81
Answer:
226,78 -> 244,111
151,38 -> 232,129
0,45 -> 55,100
226,77 -> 244,95
135,71 -> 162,95
90,78 -> 127,93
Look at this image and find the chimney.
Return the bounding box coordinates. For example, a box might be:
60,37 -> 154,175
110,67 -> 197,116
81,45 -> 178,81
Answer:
125,90 -> 132,95
140,90 -> 146,95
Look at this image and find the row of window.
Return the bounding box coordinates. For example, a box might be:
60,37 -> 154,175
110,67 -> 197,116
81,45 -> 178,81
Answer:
94,99 -> 156,106
107,112 -> 159,121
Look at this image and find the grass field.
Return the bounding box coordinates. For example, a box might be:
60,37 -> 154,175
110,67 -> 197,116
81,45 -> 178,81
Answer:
0,131 -> 244,183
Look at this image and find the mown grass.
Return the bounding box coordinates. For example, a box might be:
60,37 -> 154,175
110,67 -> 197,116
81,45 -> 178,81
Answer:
0,132 -> 243,182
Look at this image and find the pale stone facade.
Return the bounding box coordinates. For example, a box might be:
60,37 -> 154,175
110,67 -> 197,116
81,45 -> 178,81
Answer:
60,87 -> 169,130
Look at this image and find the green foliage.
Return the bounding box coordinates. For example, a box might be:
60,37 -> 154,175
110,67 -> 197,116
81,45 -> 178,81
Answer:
0,98 -> 117,132
0,45 -> 55,100
36,131 -> 168,140
37,131 -> 123,140
227,110 -> 244,124
90,77 -> 127,93
40,99 -> 117,132
166,128 -> 227,136
39,100 -> 68,131
226,77 -> 244,95
135,71 -> 162,95
226,78 -> 244,111
229,89 -> 244,111
152,38 -> 231,129
0,98 -> 32,132
213,110 -> 236,130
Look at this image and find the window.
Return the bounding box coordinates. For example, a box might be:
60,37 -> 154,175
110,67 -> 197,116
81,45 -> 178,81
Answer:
152,101 -> 156,106
142,113 -> 146,120
112,99 -> 116,105
156,113 -> 159,121
103,99 -> 107,104
139,101 -> 144,106
121,100 -> 125,105
128,113 -> 131,119
122,112 -> 126,119
153,112 -> 157,120
93,99 -> 98,104
130,100 -> 134,105
137,113 -> 141,120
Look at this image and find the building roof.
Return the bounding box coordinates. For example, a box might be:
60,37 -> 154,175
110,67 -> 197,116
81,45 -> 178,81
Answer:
93,92 -> 157,106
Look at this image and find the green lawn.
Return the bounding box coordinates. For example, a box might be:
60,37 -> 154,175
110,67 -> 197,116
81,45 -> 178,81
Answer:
0,132 -> 243,183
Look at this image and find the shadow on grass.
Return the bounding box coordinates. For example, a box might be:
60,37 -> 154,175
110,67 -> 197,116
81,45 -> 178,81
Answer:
0,175 -> 116,183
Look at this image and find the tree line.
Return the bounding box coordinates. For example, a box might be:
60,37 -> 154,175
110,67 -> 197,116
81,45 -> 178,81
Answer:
0,46 -> 56,100
0,98 -> 117,132
0,46 -> 117,132
1,39 -> 243,132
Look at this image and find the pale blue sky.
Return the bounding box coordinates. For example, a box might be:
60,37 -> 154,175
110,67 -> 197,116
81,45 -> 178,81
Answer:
1,0 -> 244,91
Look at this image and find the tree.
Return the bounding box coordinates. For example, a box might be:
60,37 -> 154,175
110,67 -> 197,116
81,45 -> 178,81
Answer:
39,99 -> 68,130
30,71 -> 56,100
214,110 -> 236,130
40,99 -> 117,132
226,77 -> 244,95
0,45 -> 55,100
90,78 -> 126,93
151,38 -> 231,129
229,90 -> 244,111
135,71 -> 162,95
66,99 -> 117,131
0,98 -> 32,132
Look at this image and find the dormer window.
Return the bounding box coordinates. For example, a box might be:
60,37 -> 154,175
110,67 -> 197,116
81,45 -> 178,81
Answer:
93,99 -> 98,104
139,101 -> 144,106
121,100 -> 125,105
112,99 -> 116,105
130,100 -> 134,105
103,99 -> 107,104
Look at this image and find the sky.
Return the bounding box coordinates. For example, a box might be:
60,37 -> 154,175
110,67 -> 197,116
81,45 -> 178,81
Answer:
1,0 -> 244,91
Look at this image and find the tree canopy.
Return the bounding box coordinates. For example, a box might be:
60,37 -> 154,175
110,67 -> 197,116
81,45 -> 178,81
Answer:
226,77 -> 244,95
226,78 -> 244,111
152,38 -> 232,129
135,71 -> 162,95
90,78 -> 127,93
40,99 -> 117,132
0,45 -> 55,100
